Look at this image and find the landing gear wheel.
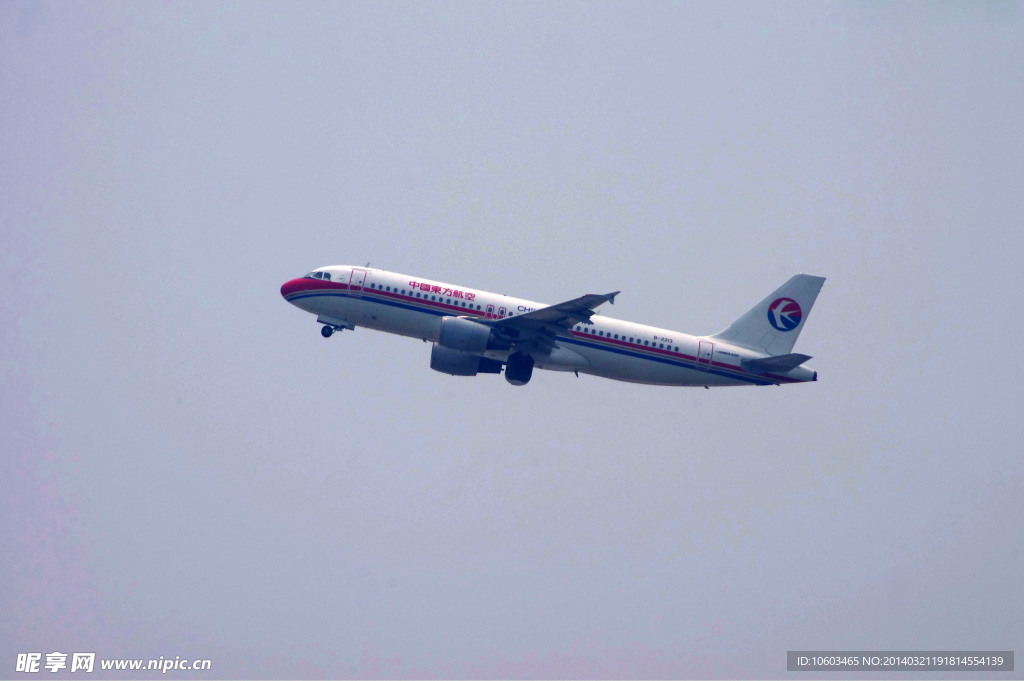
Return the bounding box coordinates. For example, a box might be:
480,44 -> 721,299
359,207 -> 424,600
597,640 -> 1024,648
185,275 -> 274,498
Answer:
321,325 -> 334,338
504,352 -> 534,386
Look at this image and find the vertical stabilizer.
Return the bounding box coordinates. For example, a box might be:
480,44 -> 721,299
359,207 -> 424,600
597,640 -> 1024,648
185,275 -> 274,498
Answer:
711,274 -> 825,355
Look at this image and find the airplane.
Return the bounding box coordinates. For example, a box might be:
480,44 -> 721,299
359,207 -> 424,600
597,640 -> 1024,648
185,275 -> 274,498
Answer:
280,266 -> 825,387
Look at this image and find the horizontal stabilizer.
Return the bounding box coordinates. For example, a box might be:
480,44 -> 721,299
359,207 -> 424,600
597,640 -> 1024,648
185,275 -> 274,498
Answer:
741,353 -> 812,373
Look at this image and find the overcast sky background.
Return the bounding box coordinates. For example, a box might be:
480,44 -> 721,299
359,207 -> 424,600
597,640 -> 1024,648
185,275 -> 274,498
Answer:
2,2 -> 1022,679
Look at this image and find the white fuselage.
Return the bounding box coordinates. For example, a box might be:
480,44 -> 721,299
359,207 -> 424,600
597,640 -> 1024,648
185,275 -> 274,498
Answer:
281,266 -> 817,387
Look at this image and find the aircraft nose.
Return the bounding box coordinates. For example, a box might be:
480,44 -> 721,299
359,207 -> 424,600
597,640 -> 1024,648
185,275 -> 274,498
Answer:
280,278 -> 306,300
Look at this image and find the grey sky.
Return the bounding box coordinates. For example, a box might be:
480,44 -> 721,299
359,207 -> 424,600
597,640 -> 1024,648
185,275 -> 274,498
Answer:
2,2 -> 1022,678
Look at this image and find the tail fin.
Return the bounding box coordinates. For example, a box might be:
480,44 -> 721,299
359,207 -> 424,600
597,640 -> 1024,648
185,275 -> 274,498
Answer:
711,274 -> 825,355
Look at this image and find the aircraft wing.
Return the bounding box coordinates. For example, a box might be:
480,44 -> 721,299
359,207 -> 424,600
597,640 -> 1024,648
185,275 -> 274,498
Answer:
489,291 -> 619,355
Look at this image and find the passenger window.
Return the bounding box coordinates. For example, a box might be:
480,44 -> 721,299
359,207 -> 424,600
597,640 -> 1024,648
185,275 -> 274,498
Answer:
644,340 -> 649,346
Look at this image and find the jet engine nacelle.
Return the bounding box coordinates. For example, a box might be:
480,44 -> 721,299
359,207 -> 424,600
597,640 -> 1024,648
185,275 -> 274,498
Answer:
438,316 -> 509,353
430,344 -> 502,377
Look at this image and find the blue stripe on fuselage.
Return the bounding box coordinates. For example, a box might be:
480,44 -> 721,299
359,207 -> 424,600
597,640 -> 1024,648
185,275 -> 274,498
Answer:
286,290 -> 777,386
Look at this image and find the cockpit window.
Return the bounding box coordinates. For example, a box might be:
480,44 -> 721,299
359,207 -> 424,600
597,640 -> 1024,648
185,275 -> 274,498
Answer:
322,272 -> 331,281
304,271 -> 318,279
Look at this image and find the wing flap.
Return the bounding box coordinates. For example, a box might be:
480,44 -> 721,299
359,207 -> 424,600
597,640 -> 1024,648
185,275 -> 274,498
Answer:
490,291 -> 620,356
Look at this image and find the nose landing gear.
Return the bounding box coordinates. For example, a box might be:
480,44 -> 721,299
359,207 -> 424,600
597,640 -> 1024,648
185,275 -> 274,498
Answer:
316,315 -> 355,338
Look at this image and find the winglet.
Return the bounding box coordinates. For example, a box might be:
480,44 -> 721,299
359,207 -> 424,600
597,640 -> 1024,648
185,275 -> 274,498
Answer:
606,291 -> 620,305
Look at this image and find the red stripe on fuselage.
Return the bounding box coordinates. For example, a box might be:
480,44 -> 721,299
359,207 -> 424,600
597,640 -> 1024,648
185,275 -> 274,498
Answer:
280,278 -> 350,298
284,279 -> 804,383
